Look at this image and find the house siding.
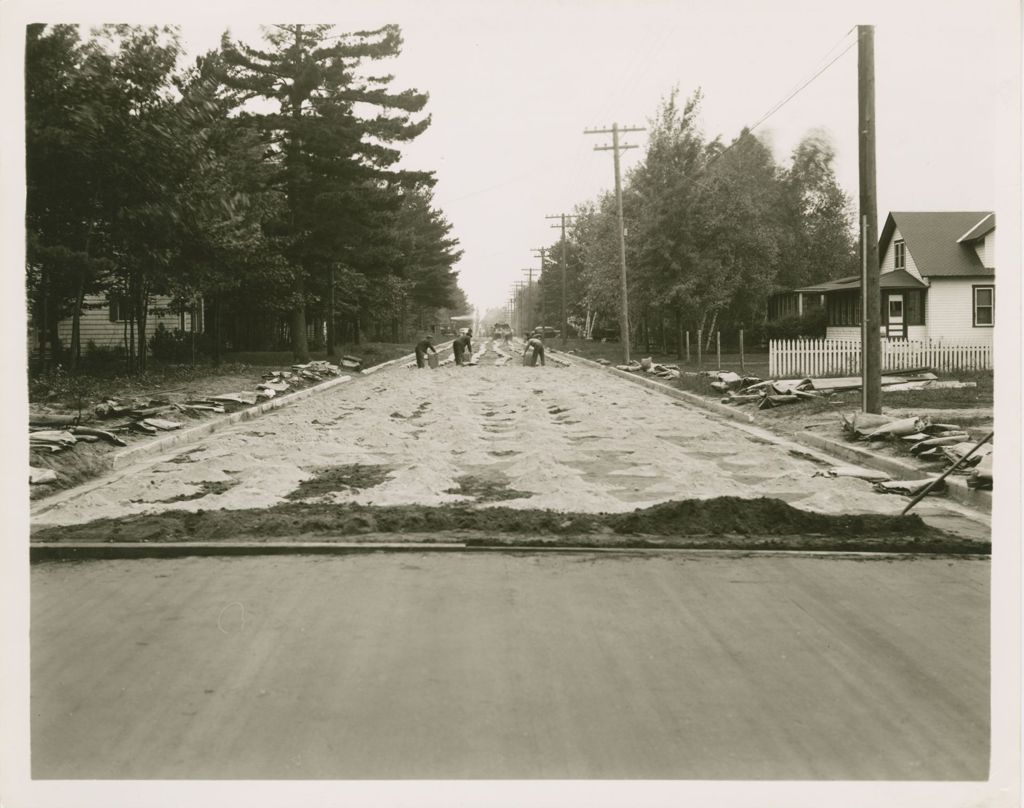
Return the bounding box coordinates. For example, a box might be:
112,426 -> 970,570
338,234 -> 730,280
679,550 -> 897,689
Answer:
825,325 -> 927,342
972,233 -> 994,268
56,295 -> 190,351
924,278 -> 993,345
880,227 -> 923,280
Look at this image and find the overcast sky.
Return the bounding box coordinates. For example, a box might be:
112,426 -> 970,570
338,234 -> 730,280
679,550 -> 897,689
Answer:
4,0 -> 1019,314
172,0 -> 1016,313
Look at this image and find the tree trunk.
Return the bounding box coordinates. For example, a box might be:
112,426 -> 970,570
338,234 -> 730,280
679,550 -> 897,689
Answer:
326,269 -> 336,358
213,296 -> 222,365
705,310 -> 719,350
69,275 -> 85,372
291,274 -> 310,362
135,286 -> 149,373
676,308 -> 684,360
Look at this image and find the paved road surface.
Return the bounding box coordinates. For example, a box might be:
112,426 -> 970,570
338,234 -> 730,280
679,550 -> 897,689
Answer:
32,551 -> 989,780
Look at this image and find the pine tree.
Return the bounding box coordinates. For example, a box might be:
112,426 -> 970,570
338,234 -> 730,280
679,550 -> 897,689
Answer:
222,23 -> 431,361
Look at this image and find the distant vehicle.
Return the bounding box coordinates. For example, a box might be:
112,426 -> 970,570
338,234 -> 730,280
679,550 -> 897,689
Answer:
491,322 -> 512,337
533,326 -> 560,339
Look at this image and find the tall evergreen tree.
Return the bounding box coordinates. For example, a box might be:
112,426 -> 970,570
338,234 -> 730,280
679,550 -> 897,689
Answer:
221,23 -> 432,361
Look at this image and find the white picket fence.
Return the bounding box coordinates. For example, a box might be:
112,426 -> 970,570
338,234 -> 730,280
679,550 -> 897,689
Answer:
769,338 -> 993,378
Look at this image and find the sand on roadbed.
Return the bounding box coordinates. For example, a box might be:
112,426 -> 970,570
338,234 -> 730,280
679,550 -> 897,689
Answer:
31,340 -> 990,546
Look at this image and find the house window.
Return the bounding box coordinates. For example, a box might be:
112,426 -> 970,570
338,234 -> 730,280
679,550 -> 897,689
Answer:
827,291 -> 861,326
905,289 -> 925,325
108,295 -> 128,322
893,240 -> 906,270
973,286 -> 994,326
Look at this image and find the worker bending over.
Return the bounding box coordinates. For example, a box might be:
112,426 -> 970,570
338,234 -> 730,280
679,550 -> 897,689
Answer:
414,335 -> 437,368
453,330 -> 473,365
523,332 -> 545,366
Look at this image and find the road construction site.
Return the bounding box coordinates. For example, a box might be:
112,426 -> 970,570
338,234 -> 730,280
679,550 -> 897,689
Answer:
29,337 -> 992,781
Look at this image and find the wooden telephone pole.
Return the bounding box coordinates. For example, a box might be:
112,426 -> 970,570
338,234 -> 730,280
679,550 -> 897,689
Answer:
546,213 -> 577,347
585,122 -> 645,363
531,247 -> 548,333
859,25 -> 881,413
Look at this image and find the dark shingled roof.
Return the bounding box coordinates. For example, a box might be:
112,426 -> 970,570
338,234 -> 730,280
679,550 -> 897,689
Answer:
880,212 -> 994,278
796,269 -> 927,294
957,213 -> 996,243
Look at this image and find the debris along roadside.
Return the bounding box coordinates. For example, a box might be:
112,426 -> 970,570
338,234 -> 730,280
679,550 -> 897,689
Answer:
838,411 -> 994,494
711,368 -> 965,410
614,356 -> 681,380
29,360 -> 346,494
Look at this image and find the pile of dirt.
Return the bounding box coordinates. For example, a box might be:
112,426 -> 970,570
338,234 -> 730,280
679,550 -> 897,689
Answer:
32,496 -> 960,549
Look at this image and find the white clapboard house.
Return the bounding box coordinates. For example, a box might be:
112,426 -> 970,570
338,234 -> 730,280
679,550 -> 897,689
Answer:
794,211 -> 995,345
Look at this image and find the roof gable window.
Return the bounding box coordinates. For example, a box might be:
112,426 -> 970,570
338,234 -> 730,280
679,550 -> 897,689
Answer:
893,240 -> 906,270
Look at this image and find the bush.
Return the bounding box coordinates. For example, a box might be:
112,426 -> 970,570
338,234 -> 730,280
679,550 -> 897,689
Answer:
766,308 -> 828,340
149,324 -> 213,364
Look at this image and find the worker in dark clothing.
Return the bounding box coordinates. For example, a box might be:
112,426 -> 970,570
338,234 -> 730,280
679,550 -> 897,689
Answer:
523,332 -> 545,366
453,330 -> 473,365
414,335 -> 437,368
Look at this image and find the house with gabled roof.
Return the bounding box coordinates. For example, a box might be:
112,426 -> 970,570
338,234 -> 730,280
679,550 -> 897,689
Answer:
788,211 -> 995,345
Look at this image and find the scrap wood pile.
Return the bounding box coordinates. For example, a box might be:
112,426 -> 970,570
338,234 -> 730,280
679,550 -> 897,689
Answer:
716,369 -> 969,410
615,356 -> 680,380
841,412 -> 993,491
29,361 -> 344,486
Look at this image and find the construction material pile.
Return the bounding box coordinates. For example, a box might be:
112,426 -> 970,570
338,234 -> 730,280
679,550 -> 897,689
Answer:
28,364 -> 344,487
841,412 -> 993,491
615,357 -> 681,380
717,369 -> 972,409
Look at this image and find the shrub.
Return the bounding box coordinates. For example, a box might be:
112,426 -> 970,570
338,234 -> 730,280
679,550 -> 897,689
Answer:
766,308 -> 828,340
149,324 -> 213,364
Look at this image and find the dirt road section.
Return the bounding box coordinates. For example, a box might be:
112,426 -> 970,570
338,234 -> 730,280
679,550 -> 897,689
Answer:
31,552 -> 989,780
32,341 -> 985,537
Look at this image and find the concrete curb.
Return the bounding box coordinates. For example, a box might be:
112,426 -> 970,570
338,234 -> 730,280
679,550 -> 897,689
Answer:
360,341 -> 454,375
564,351 -> 992,516
563,352 -> 755,423
31,374 -> 354,518
795,431 -> 992,513
111,375 -> 352,469
29,541 -> 988,562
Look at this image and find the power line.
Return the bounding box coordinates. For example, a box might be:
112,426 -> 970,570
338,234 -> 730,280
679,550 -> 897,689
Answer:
704,31 -> 858,171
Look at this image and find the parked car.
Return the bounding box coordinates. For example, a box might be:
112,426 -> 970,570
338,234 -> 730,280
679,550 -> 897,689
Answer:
533,326 -> 560,339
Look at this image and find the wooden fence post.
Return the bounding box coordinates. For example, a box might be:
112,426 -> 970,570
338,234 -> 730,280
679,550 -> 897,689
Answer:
716,331 -> 721,370
685,331 -> 690,363
739,329 -> 745,374
696,329 -> 702,368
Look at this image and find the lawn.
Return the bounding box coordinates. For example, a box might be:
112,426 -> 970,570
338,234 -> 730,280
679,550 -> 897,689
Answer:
557,337 -> 993,410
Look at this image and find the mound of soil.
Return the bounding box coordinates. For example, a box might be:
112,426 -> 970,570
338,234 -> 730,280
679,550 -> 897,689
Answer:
32,496 -> 951,548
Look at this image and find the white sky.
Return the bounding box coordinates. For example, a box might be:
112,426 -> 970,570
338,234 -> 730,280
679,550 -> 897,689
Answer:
5,0 -> 1015,313
171,0 -> 1015,314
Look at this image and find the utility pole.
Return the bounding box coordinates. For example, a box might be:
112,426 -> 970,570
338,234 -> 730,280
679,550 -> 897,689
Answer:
531,247 -> 547,332
858,25 -> 881,414
514,281 -> 528,334
520,267 -> 536,334
546,213 -> 577,347
585,122 -> 645,364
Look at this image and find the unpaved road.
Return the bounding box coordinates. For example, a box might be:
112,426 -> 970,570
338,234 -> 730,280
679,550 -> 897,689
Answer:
32,551 -> 989,780
31,340 -> 984,531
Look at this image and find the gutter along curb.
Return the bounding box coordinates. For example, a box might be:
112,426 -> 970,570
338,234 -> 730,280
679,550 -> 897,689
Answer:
562,351 -> 991,515
31,342 -> 455,518
32,373 -> 353,517
560,352 -> 755,424
794,431 -> 992,513
111,375 -> 352,469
